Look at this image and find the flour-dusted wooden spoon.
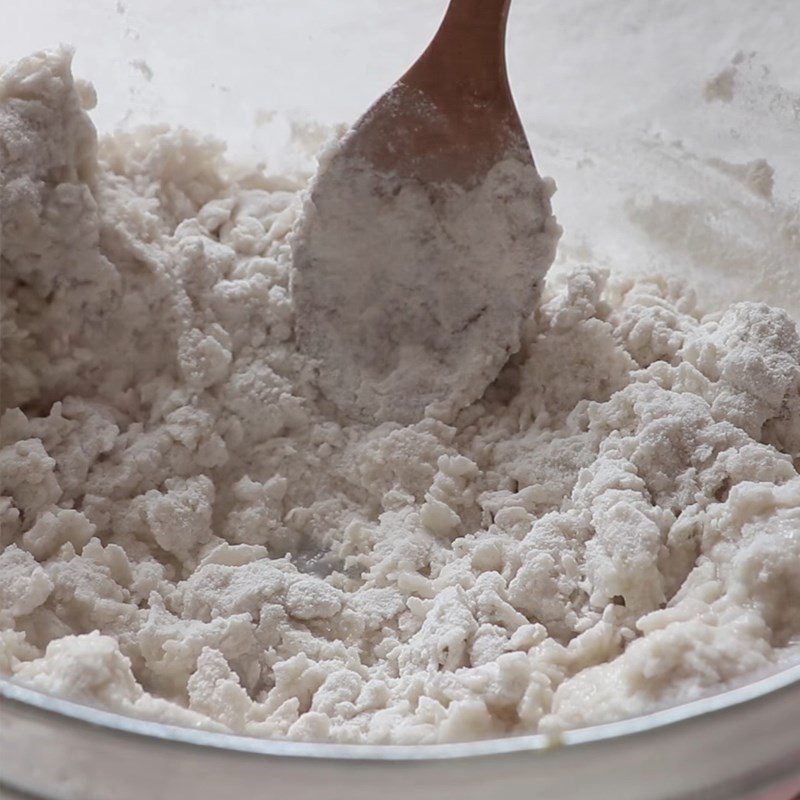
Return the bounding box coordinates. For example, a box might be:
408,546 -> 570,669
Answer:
291,0 -> 560,424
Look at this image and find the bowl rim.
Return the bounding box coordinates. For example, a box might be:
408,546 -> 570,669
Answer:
2,660 -> 800,762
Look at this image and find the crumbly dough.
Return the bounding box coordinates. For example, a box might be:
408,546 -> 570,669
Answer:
1,49 -> 799,744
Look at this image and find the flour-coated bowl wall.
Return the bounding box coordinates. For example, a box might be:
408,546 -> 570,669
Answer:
3,0 -> 798,312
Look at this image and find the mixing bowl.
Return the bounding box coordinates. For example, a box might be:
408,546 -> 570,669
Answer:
1,1 -> 799,798
1,662 -> 800,800
0,666 -> 800,800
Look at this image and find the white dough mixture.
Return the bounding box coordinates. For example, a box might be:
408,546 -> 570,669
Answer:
1,49 -> 799,744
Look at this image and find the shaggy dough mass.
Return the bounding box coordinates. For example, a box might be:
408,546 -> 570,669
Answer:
1,49 -> 799,744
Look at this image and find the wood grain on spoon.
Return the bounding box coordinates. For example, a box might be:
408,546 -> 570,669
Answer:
343,0 -> 531,185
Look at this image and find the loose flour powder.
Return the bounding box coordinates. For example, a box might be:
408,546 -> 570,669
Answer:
1,48 -> 799,744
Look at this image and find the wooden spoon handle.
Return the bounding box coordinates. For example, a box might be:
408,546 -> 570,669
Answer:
342,0 -> 527,183
436,0 -> 512,40
405,0 -> 513,98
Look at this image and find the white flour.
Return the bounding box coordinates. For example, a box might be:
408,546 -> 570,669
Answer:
1,49 -> 799,744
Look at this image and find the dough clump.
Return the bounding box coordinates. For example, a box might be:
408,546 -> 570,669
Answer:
1,49 -> 799,743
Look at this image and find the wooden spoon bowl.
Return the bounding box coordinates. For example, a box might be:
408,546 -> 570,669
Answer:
291,0 -> 559,424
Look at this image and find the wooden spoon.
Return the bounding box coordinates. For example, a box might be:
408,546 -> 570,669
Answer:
338,0 -> 529,185
291,0 -> 558,424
